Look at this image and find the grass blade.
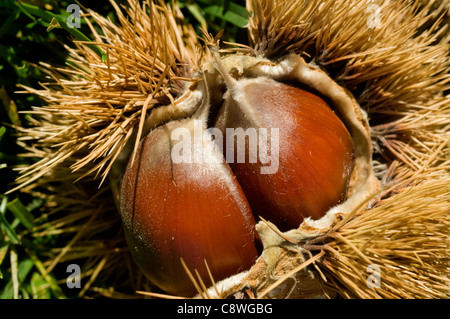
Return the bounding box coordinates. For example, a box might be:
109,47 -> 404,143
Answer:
185,3 -> 207,30
0,258 -> 34,299
204,3 -> 249,28
0,244 -> 8,279
7,198 -> 34,230
0,126 -> 6,142
16,2 -> 106,61
0,197 -> 20,245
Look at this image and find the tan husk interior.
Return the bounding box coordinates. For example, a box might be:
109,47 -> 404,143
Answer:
9,0 -> 450,299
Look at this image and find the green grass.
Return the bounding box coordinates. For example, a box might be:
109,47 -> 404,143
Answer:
0,0 -> 247,299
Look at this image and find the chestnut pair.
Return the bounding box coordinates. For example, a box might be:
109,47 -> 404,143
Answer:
119,55 -> 354,297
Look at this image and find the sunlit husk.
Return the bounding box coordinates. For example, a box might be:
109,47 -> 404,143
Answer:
10,0 -> 203,193
10,0 -> 450,298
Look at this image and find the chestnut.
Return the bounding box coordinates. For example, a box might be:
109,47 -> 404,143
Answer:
119,88 -> 259,297
215,76 -> 355,231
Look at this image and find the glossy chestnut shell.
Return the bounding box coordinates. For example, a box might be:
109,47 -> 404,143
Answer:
215,78 -> 355,231
120,119 -> 259,297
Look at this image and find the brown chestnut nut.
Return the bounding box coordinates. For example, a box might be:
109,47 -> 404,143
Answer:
119,90 -> 259,297
215,76 -> 355,231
